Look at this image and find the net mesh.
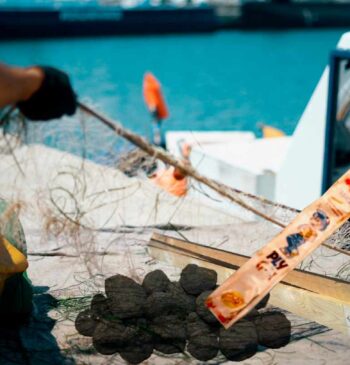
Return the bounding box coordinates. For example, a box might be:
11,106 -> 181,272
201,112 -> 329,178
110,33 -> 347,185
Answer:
0,107 -> 349,265
0,108 -> 349,363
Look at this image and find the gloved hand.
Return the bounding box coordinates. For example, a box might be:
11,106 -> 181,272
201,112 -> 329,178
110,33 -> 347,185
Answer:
17,66 -> 77,121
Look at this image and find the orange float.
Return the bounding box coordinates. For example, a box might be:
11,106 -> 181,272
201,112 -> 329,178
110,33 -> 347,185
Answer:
143,72 -> 169,120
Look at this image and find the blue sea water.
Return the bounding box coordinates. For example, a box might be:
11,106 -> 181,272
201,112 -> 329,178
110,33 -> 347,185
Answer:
0,29 -> 348,156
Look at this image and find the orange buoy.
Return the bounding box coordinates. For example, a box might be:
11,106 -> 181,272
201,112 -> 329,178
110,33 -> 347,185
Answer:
143,72 -> 169,120
150,167 -> 188,197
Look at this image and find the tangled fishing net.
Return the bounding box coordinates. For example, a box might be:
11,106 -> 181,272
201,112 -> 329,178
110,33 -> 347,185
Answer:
0,106 -> 349,364
0,105 -> 349,275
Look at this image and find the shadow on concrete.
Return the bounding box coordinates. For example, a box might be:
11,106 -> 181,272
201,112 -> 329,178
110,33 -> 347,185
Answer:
0,286 -> 75,365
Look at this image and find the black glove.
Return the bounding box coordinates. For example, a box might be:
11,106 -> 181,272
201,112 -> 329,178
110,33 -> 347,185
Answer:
17,66 -> 77,121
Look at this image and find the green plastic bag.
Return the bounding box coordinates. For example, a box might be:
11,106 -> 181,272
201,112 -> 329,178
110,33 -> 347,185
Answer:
0,199 -> 33,318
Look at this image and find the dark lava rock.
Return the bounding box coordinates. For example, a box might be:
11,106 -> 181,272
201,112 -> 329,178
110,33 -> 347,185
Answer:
92,321 -> 137,355
91,294 -> 110,319
196,291 -> 218,325
105,275 -> 146,319
187,336 -> 218,361
120,343 -> 153,364
145,292 -> 188,319
186,312 -> 212,338
119,327 -> 154,364
75,309 -> 98,337
254,311 -> 291,348
150,315 -> 186,341
219,320 -> 258,361
123,317 -> 149,329
255,293 -> 270,310
245,308 -> 260,320
142,270 -> 170,294
186,312 -> 218,361
167,281 -> 196,313
180,264 -> 217,295
154,340 -> 186,354
105,274 -> 145,300
108,298 -> 145,320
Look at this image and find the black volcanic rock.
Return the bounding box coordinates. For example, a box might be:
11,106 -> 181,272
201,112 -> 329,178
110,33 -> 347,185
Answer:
91,293 -> 111,319
254,311 -> 291,348
186,312 -> 212,338
76,267 -> 294,363
154,340 -> 186,354
92,321 -> 137,355
245,308 -> 260,320
119,327 -> 154,364
149,314 -> 187,355
180,264 -> 217,295
105,275 -> 146,319
142,270 -> 171,294
195,291 -> 218,325
186,312 -> 218,361
120,343 -> 153,364
167,281 -> 196,313
75,309 -> 98,337
187,337 -> 218,361
255,293 -> 270,310
150,315 -> 186,341
123,317 -> 149,329
105,274 -> 145,300
219,320 -> 258,361
144,292 -> 188,318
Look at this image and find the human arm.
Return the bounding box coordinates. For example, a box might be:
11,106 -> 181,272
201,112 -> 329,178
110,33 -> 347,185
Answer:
0,63 -> 43,109
0,63 -> 77,121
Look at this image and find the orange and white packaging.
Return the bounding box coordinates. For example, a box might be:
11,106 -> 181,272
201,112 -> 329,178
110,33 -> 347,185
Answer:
206,170 -> 350,328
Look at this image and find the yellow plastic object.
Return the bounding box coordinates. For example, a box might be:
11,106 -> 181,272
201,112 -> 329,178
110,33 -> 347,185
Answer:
0,236 -> 28,295
262,125 -> 286,138
0,236 -> 28,275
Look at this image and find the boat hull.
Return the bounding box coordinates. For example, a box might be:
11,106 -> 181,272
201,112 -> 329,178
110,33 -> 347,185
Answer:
0,6 -> 218,39
241,3 -> 350,29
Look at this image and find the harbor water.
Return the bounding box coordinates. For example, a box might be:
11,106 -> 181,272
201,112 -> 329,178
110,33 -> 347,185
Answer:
0,29 -> 348,158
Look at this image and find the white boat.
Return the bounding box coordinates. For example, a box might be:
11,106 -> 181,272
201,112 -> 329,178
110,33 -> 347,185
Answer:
166,32 -> 350,212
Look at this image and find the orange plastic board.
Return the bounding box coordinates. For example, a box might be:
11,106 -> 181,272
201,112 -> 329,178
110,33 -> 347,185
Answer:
206,170 -> 350,328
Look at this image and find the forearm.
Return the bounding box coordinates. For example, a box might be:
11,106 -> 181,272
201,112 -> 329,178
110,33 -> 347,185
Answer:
0,63 -> 43,108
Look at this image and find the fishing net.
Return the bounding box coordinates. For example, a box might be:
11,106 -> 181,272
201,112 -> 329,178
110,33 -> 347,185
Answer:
0,107 -> 349,364
0,105 -> 349,267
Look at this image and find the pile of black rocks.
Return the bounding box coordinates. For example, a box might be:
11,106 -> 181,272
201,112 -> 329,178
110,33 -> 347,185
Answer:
75,264 -> 291,364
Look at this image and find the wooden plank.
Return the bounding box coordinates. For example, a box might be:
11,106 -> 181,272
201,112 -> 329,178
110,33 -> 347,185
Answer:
151,232 -> 350,302
149,233 -> 350,335
270,285 -> 350,337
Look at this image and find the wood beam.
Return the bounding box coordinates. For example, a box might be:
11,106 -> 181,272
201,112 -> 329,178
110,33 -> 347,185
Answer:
149,233 -> 350,335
